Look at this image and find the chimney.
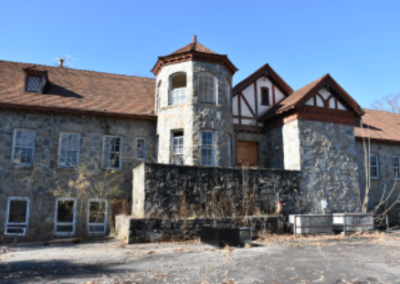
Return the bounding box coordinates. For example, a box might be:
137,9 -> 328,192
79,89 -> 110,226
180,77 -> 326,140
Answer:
193,35 -> 197,43
58,58 -> 64,68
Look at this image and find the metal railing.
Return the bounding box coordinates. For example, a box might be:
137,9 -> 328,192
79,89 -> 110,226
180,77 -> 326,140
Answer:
293,214 -> 389,237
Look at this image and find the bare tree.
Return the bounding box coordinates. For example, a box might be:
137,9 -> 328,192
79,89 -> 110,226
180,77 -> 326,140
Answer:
371,92 -> 400,113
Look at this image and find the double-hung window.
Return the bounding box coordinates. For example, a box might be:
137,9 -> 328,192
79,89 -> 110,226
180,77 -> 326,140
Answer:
228,135 -> 233,167
391,156 -> 400,179
59,133 -> 80,168
201,131 -> 215,166
198,74 -> 216,103
136,138 -> 147,160
87,199 -> 108,235
5,197 -> 30,236
54,198 -> 76,236
103,136 -> 122,169
172,131 -> 184,164
225,80 -> 231,110
169,73 -> 187,105
11,129 -> 36,167
370,154 -> 380,179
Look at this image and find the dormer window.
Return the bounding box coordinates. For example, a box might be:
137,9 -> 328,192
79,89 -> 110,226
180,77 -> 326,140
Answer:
23,67 -> 48,93
26,76 -> 43,93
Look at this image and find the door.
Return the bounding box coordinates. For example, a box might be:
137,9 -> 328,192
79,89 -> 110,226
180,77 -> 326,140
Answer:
237,141 -> 258,167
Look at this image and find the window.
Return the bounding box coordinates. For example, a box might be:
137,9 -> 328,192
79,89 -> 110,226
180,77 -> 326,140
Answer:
59,133 -> 80,168
5,197 -> 30,236
103,136 -> 122,169
169,73 -> 187,105
54,198 -> 76,236
198,74 -> 216,103
171,131 -> 184,164
26,76 -> 43,92
136,138 -> 147,160
261,87 -> 269,106
391,156 -> 400,179
11,129 -> 36,167
225,80 -> 231,110
87,199 -> 108,235
228,135 -> 233,167
201,131 -> 215,166
157,81 -> 162,111
370,154 -> 379,179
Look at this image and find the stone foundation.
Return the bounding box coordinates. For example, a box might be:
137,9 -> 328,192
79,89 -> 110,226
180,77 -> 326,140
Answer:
116,215 -> 284,244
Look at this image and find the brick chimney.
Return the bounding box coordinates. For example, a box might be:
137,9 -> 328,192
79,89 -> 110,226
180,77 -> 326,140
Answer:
58,58 -> 64,68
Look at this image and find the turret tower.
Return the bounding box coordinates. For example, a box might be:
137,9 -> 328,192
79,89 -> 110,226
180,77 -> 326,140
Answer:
152,36 -> 238,167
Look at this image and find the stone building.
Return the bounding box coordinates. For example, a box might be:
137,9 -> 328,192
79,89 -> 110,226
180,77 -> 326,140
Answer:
0,36 -> 399,241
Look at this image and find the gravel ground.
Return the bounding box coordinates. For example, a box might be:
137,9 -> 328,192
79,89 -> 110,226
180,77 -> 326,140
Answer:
1,231 -> 400,284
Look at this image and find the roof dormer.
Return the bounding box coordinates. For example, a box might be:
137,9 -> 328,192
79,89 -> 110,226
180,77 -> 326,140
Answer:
22,66 -> 48,93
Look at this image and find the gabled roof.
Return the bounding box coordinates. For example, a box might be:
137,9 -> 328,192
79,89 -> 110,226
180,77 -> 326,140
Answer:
151,36 -> 238,76
258,73 -> 363,121
169,37 -> 218,55
355,109 -> 400,143
233,63 -> 294,96
0,60 -> 157,119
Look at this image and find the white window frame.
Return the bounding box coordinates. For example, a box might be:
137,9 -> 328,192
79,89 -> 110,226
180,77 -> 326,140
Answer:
228,135 -> 232,167
87,199 -> 108,236
169,73 -> 187,105
58,132 -> 81,168
201,131 -> 215,167
103,136 -> 123,170
171,131 -> 184,164
391,156 -> 400,180
4,197 -> 30,236
198,73 -> 217,104
370,154 -> 380,179
54,197 -> 77,236
11,129 -> 36,167
136,137 -> 147,160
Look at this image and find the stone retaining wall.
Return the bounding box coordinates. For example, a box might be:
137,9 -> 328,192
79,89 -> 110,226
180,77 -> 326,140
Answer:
116,215 -> 284,244
132,162 -> 301,219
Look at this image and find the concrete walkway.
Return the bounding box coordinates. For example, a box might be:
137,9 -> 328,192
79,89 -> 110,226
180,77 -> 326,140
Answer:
1,232 -> 400,284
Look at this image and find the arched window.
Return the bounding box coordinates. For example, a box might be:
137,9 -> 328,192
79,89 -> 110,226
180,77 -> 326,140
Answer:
198,73 -> 216,104
224,79 -> 231,110
169,73 -> 187,105
156,81 -> 162,111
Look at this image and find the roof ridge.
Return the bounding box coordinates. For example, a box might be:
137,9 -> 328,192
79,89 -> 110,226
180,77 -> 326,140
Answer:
0,59 -> 156,81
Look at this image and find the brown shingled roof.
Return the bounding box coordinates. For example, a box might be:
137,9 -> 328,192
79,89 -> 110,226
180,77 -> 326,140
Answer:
169,39 -> 218,55
355,109 -> 400,143
0,60 -> 156,119
258,73 -> 363,121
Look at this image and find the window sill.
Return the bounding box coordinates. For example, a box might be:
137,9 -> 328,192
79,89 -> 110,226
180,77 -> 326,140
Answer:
370,177 -> 380,180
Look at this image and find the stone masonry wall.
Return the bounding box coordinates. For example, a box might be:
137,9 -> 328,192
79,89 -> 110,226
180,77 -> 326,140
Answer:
0,108 -> 156,242
265,126 -> 284,169
116,215 -> 284,244
292,119 -> 362,214
356,140 -> 400,223
132,162 -> 300,219
156,61 -> 234,167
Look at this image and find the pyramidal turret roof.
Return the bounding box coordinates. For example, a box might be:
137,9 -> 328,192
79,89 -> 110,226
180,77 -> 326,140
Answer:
168,36 -> 218,55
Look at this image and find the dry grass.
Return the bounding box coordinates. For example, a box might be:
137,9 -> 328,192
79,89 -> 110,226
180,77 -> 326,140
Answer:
255,231 -> 400,247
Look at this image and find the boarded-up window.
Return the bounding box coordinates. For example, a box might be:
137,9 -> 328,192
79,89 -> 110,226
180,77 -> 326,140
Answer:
237,141 -> 258,167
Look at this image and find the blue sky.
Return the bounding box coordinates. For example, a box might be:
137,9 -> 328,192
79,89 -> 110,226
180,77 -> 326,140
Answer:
1,0 -> 399,108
